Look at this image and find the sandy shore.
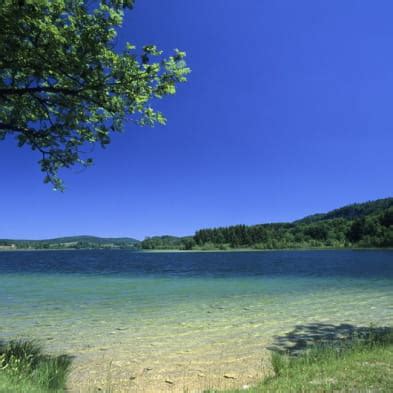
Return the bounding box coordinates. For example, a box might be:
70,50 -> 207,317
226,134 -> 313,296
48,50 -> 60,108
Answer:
68,341 -> 273,392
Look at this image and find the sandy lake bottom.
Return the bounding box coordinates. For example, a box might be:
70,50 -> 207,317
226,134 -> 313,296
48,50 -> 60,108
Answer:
1,250 -> 392,392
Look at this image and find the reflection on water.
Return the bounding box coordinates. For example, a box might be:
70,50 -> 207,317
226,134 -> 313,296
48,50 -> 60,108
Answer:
0,250 -> 392,391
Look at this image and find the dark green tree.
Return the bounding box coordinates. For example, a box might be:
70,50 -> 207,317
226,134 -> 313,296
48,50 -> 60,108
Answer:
380,208 -> 393,227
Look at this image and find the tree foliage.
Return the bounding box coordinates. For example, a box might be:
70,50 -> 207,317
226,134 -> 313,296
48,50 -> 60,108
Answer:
0,0 -> 190,189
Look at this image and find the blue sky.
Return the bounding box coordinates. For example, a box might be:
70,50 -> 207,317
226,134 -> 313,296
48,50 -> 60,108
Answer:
1,0 -> 393,240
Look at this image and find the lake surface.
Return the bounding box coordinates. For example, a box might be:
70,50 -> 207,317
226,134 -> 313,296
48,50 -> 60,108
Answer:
1,250 -> 392,392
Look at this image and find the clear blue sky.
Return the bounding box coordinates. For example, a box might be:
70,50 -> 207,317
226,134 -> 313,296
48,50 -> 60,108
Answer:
1,0 -> 393,240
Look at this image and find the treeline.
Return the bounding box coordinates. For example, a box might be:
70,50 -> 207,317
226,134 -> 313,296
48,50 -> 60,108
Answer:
141,198 -> 393,250
3,198 -> 392,251
141,236 -> 195,250
194,222 -> 346,249
0,236 -> 139,250
194,214 -> 393,250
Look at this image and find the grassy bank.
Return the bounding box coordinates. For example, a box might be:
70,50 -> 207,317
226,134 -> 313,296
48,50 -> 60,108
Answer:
210,327 -> 393,393
0,340 -> 71,393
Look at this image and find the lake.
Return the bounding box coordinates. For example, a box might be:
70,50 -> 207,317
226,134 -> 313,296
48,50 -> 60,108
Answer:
1,250 -> 392,392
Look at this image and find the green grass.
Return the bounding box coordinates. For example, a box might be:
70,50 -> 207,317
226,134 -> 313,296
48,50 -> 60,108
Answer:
208,327 -> 393,393
0,340 -> 71,392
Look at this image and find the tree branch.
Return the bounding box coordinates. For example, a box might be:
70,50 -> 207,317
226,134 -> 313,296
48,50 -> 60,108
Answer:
0,122 -> 36,133
0,86 -> 82,96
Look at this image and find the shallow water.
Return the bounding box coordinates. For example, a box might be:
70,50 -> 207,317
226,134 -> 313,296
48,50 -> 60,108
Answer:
1,250 -> 392,391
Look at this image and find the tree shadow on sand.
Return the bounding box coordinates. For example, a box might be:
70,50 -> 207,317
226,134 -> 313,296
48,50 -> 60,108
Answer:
267,323 -> 393,356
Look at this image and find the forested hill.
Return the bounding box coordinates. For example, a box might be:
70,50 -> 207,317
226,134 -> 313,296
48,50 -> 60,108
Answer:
142,197 -> 393,250
0,236 -> 139,250
2,198 -> 393,251
296,198 -> 393,224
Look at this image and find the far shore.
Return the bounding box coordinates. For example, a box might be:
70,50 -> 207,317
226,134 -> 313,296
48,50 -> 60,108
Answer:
140,247 -> 393,253
1,246 -> 392,253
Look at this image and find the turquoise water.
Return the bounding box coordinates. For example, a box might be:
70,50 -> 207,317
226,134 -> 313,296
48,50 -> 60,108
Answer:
0,250 -> 392,391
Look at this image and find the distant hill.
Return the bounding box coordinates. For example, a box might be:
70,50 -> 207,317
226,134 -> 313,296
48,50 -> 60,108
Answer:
0,235 -> 140,250
2,198 -> 393,251
137,197 -> 393,251
39,235 -> 140,245
191,197 -> 393,250
296,197 -> 393,224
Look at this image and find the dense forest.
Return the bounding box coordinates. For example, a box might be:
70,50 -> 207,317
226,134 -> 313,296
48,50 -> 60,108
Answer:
138,235 -> 195,250
1,198 -> 392,251
142,198 -> 393,250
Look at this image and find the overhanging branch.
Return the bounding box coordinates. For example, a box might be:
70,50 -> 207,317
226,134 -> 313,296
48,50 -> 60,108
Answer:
0,86 -> 82,96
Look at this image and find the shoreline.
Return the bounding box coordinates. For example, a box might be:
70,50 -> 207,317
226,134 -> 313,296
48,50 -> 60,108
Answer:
1,246 -> 392,253
139,246 -> 393,253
